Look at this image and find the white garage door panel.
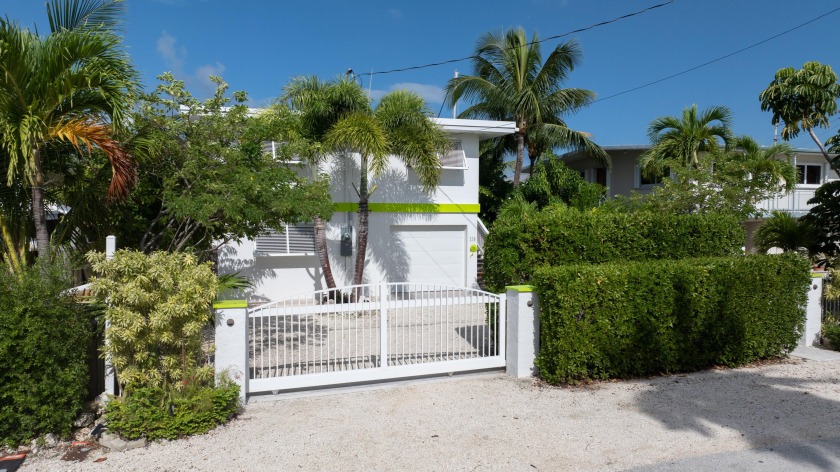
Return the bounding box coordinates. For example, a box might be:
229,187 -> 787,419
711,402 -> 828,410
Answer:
392,225 -> 466,286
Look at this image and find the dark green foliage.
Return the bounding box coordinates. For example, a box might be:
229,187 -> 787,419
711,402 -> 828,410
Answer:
483,204 -> 744,292
805,180 -> 840,261
0,262 -> 96,446
105,377 -> 240,440
532,254 -> 810,384
516,158 -> 605,210
823,323 -> 840,351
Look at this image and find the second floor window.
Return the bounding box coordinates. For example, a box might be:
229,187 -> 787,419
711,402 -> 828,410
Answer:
796,164 -> 822,185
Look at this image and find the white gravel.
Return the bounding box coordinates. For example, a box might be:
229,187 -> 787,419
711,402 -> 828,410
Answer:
21,357 -> 840,471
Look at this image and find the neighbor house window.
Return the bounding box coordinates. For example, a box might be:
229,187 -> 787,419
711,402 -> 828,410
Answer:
796,164 -> 822,185
638,167 -> 670,187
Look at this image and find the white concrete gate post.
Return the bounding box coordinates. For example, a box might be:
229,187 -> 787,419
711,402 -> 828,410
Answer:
505,285 -> 539,378
802,274 -> 824,347
214,300 -> 249,404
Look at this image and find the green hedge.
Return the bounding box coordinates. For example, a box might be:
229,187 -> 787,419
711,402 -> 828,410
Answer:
0,263 -> 95,446
532,254 -> 810,384
484,205 -> 744,292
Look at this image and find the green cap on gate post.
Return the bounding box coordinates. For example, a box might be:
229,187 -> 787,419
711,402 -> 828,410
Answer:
505,285 -> 534,293
212,300 -> 248,309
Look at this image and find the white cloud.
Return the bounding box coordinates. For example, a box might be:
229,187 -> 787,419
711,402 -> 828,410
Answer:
156,31 -> 185,72
155,31 -> 225,96
370,83 -> 446,104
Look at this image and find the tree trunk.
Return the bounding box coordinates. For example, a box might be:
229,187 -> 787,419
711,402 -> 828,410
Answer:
313,216 -> 337,289
513,118 -> 526,187
807,127 -> 837,171
31,148 -> 50,259
352,155 -> 370,290
527,141 -> 538,175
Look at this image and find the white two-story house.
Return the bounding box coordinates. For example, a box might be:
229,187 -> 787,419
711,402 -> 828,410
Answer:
218,118 -> 516,302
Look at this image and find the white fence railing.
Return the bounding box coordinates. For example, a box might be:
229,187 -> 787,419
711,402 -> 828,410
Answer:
758,189 -> 818,216
245,283 -> 505,393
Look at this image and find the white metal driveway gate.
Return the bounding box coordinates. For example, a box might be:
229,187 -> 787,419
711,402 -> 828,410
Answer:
247,283 -> 505,393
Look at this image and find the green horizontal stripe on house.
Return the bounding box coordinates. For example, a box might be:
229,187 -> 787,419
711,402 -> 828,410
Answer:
333,203 -> 480,213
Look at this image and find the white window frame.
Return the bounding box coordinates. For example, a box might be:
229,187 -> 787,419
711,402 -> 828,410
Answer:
634,165 -> 670,189
795,163 -> 823,187
440,140 -> 468,170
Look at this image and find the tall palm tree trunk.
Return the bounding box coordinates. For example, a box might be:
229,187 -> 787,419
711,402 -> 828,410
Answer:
807,127 -> 837,171
513,118 -> 526,187
313,216 -> 337,289
352,155 -> 370,289
31,148 -> 50,258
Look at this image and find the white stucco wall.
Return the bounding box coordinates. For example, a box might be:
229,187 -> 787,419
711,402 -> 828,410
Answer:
218,120 -> 513,302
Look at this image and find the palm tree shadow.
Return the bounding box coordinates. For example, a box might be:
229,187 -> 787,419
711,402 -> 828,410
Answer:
633,362 -> 840,469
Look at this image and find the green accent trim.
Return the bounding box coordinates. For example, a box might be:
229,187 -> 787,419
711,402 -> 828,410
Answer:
333,202 -> 480,214
506,285 -> 535,293
213,300 -> 248,309
812,272 -> 827,278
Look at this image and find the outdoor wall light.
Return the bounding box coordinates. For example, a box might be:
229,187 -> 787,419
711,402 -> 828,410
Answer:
226,318 -> 235,326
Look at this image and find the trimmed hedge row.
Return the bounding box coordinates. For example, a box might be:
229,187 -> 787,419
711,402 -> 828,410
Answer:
532,254 -> 810,384
484,205 -> 744,292
0,263 -> 96,446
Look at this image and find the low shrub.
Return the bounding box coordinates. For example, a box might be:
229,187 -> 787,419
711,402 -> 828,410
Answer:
483,204 -> 744,292
0,262 -> 96,446
823,323 -> 840,351
105,376 -> 240,440
532,254 -> 810,384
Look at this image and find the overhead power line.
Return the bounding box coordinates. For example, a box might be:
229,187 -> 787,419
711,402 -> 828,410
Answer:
591,4 -> 840,104
358,0 -> 675,78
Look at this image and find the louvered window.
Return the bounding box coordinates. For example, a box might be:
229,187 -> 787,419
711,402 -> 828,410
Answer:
440,140 -> 467,169
254,224 -> 316,255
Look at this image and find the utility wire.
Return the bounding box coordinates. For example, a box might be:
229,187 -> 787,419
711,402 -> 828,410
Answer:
358,0 -> 674,78
591,5 -> 840,104
434,4 -> 840,128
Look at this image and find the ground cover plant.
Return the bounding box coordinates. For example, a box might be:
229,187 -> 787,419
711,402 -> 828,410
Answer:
532,254 -> 810,384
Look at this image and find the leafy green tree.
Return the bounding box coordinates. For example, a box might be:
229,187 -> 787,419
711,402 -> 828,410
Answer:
286,77 -> 448,286
620,135 -> 797,220
803,180 -> 840,261
445,28 -> 606,187
639,104 -> 734,177
754,211 -> 822,257
98,74 -> 332,259
477,140 -> 513,224
516,156 -> 604,210
759,61 -> 840,167
0,0 -> 138,257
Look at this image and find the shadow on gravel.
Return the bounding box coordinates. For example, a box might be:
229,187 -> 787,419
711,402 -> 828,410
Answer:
634,365 -> 840,469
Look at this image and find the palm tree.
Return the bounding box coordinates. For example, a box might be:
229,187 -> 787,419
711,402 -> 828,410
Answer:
754,211 -> 821,256
284,77 -> 371,290
731,135 -> 797,193
286,77 -> 448,287
0,0 -> 138,257
759,61 -> 840,168
445,28 -> 606,187
639,105 -> 734,178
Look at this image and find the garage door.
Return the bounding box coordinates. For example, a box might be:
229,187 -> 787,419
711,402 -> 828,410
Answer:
391,225 -> 466,286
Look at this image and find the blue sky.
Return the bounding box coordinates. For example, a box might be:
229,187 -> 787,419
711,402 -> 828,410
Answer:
7,0 -> 840,149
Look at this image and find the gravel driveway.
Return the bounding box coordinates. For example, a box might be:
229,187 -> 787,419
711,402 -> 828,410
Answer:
21,357 -> 840,471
